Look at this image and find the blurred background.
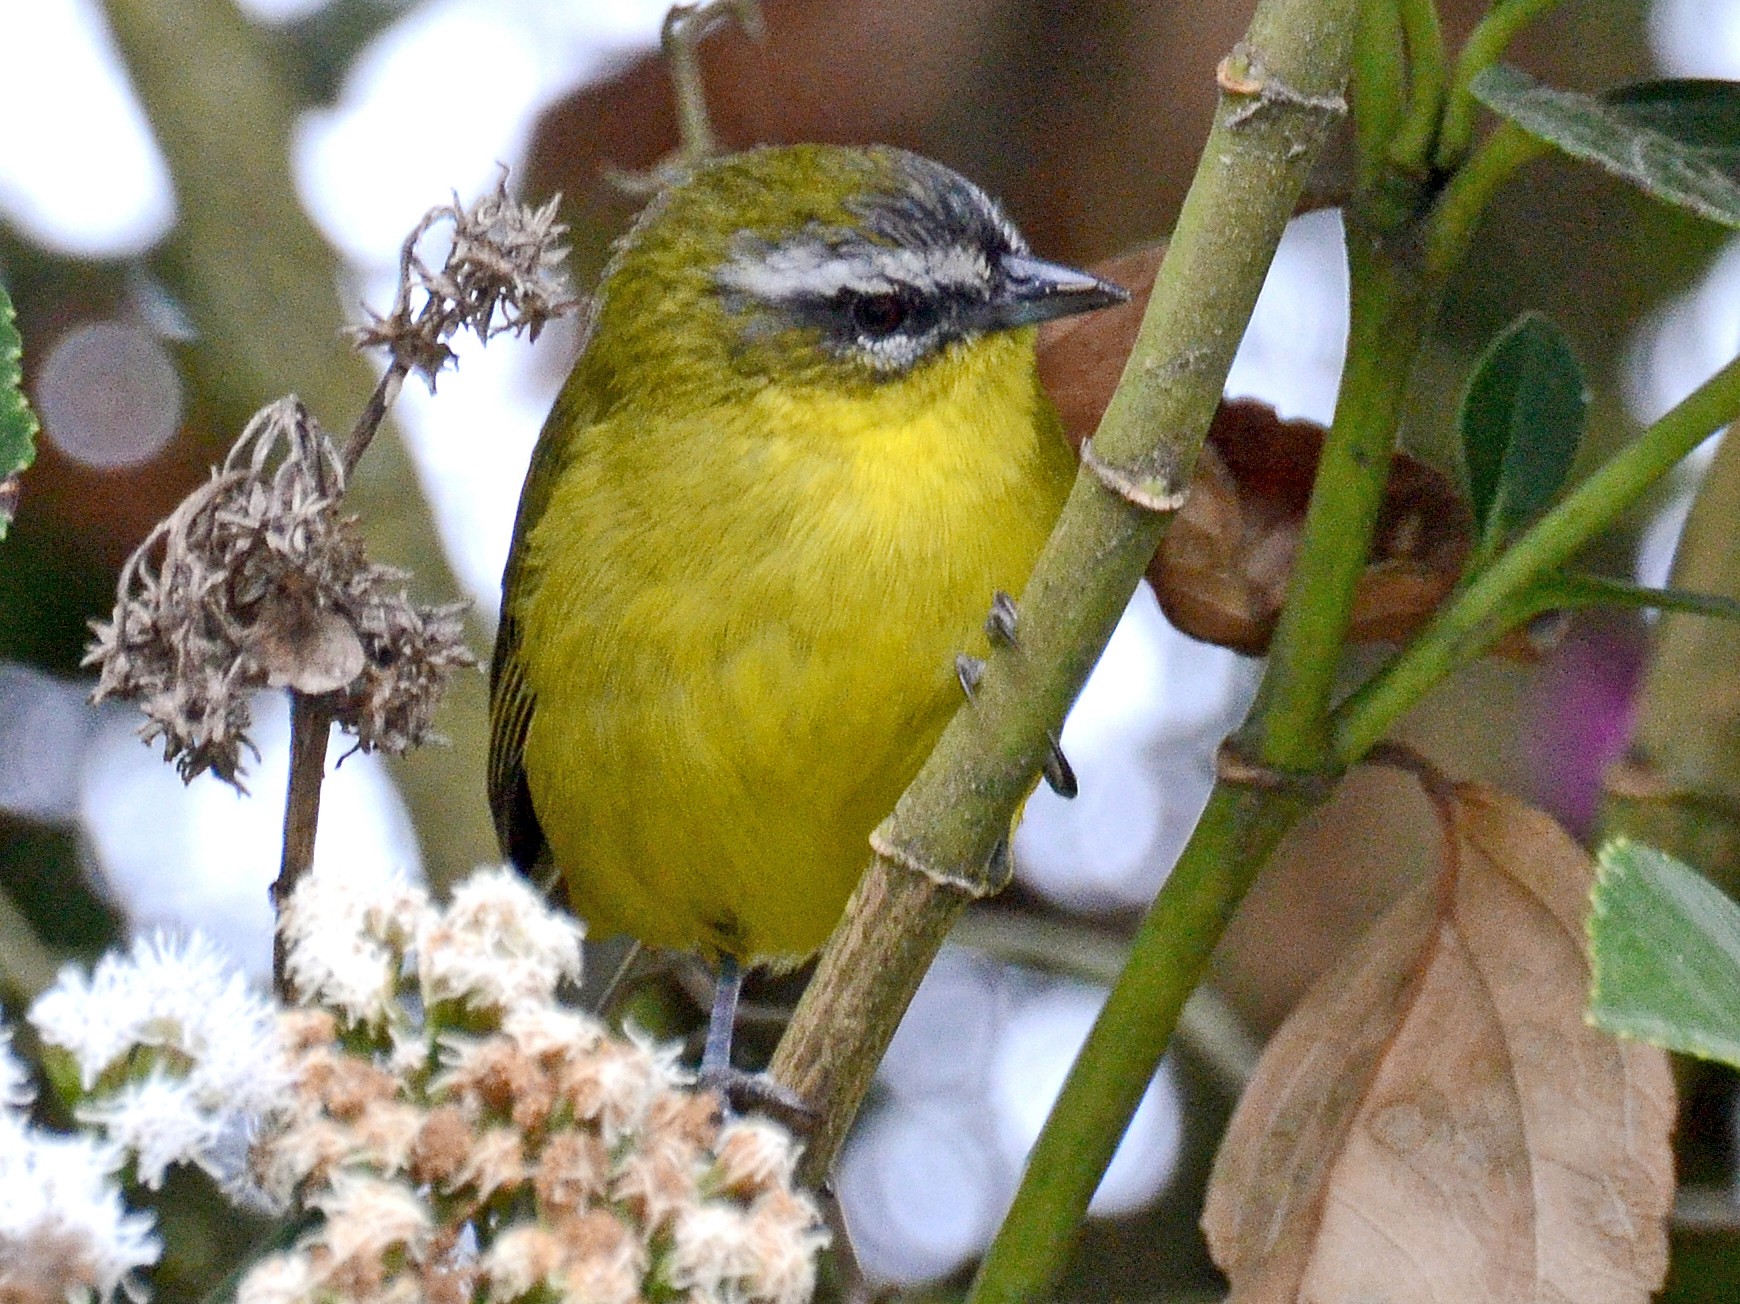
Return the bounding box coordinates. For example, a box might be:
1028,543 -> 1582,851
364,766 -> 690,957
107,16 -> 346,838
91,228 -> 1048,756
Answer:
2,0 -> 1738,1298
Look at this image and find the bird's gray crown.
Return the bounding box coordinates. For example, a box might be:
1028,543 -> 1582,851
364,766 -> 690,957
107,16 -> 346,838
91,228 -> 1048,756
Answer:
716,157 -> 1031,375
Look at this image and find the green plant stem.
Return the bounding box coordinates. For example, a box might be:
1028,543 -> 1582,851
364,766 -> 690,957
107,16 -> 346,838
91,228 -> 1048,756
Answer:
769,0 -> 1357,1191
1249,230 -> 1436,769
1388,0 -> 1448,174
967,784 -> 1314,1302
1335,350 -> 1740,760
1436,0 -> 1567,168
1351,0 -> 1406,184
1425,121 -> 1549,279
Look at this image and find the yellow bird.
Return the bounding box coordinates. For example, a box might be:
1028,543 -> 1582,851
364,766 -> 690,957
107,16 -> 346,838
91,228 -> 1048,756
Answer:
488,144 -> 1123,1077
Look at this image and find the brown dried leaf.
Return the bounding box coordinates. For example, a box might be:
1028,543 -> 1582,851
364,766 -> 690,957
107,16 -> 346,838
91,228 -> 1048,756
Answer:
1036,246 -> 1475,655
1203,783 -> 1673,1304
249,576 -> 367,695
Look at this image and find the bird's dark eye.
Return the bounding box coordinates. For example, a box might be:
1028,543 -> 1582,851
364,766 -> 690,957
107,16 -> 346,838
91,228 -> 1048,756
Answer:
849,292 -> 909,337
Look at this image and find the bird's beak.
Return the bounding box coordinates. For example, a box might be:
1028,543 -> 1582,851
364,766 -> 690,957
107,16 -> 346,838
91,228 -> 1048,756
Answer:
978,252 -> 1130,331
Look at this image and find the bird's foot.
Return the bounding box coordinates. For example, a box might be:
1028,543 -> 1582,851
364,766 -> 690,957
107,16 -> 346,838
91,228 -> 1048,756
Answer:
697,1064 -> 819,1135
985,589 -> 1020,646
956,653 -> 985,700
956,642 -> 1076,799
1041,730 -> 1078,799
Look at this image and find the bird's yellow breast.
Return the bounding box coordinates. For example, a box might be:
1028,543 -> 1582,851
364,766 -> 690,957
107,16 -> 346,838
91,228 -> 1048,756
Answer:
516,329 -> 1073,963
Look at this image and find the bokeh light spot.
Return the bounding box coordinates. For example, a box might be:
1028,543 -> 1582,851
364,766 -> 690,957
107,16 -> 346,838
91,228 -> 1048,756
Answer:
35,320 -> 183,468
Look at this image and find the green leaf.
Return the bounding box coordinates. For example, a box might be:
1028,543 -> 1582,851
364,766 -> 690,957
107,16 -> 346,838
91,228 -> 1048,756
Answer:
1588,838 -> 1740,1070
0,279 -> 38,542
1471,65 -> 1740,228
1458,311 -> 1587,546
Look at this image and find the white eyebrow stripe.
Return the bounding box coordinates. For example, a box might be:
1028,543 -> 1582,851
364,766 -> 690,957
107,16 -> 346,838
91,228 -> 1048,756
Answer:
719,240 -> 993,303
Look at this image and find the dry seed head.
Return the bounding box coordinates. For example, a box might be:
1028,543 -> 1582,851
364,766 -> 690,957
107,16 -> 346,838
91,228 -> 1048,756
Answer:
234,865 -> 825,1304
84,398 -> 474,787
531,1130 -> 612,1222
445,1125 -> 525,1203
350,174 -> 581,391
406,1106 -> 474,1190
554,1211 -> 645,1304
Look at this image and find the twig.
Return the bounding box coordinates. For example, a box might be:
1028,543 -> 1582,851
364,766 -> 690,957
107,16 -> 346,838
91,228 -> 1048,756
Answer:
272,691 -> 333,995
609,0 -> 764,194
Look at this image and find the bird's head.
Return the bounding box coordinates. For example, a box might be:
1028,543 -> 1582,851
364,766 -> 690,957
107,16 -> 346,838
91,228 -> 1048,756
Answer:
585,145 -> 1127,406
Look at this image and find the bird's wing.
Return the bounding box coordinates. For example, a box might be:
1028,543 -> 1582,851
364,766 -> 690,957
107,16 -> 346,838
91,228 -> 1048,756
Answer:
488,363 -> 600,872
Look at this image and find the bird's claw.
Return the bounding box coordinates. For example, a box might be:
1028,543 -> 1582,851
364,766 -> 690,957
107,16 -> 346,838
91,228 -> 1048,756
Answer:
1043,730 -> 1078,798
956,653 -> 985,701
697,1064 -> 820,1135
985,590 -> 1020,646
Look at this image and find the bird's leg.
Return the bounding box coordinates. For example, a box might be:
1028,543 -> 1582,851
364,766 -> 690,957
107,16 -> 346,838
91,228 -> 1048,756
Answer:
964,594 -> 1078,799
701,953 -> 743,1077
696,956 -> 819,1132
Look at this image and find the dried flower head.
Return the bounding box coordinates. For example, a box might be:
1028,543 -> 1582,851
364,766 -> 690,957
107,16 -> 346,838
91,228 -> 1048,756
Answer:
350,173 -> 581,391
83,398 -> 473,786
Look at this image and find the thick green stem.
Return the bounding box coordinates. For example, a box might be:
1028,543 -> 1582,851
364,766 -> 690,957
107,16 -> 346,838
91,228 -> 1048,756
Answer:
1335,351 -> 1740,760
1351,0 -> 1406,185
967,783 -> 1313,1303
770,0 -> 1357,1190
1249,230 -> 1436,769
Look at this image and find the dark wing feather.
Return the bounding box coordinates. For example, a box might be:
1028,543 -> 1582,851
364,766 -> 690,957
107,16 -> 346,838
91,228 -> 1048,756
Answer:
488,359 -> 602,873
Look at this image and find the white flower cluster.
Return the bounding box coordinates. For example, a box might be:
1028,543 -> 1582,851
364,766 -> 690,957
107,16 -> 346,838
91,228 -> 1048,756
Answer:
0,1028 -> 160,1304
251,867 -> 826,1304
0,865 -> 826,1304
31,931 -> 287,1190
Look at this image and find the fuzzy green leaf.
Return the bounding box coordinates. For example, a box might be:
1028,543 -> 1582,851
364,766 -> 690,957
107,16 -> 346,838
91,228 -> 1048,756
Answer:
1459,311 -> 1587,545
0,280 -> 37,541
1589,838 -> 1740,1069
1472,66 -> 1740,227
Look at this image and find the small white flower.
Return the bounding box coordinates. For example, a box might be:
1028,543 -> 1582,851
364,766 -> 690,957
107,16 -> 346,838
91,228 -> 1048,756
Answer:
30,933 -> 290,1194
479,1223 -> 562,1301
665,1203 -> 761,1299
311,1171 -> 432,1270
0,1126 -> 160,1303
30,932 -> 281,1101
278,870 -> 432,1028
712,1118 -> 800,1200
416,866 -> 583,1015
234,1251 -> 317,1304
78,1070 -> 217,1190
